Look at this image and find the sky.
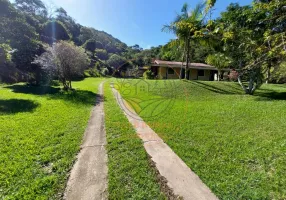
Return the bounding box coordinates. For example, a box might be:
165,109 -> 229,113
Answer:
41,0 -> 253,49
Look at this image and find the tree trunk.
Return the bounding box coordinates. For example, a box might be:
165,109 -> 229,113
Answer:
217,70 -> 221,81
266,62 -> 271,84
248,77 -> 254,95
69,80 -> 72,89
62,78 -> 69,90
185,38 -> 191,80
63,82 -> 68,90
238,75 -> 249,94
238,74 -> 257,95
180,47 -> 186,80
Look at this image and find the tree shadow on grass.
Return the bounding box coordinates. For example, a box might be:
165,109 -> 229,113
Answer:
4,85 -> 101,106
189,81 -> 242,95
4,85 -> 60,95
182,80 -> 286,100
0,99 -> 39,114
254,91 -> 286,101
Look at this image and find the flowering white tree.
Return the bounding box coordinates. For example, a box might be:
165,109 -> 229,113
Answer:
34,41 -> 89,89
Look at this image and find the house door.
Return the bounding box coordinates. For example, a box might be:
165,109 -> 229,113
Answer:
186,70 -> 190,80
210,70 -> 216,81
151,66 -> 158,77
180,68 -> 185,79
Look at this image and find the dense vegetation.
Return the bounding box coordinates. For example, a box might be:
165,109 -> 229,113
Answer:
117,79 -> 286,199
1,0 -> 285,91
0,78 -> 103,199
0,0 -> 156,84
163,0 -> 286,94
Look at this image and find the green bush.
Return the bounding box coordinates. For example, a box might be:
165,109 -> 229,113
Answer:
90,68 -> 101,77
143,70 -> 154,79
85,68 -> 101,77
100,68 -> 109,76
50,80 -> 60,86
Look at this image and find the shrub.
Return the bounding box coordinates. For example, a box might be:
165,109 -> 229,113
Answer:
50,80 -> 60,86
271,62 -> 286,83
101,68 -> 109,76
0,63 -> 27,83
0,44 -> 12,63
85,68 -> 101,77
229,70 -> 239,81
143,70 -> 154,79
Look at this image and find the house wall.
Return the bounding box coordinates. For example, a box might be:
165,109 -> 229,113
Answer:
190,69 -> 198,80
198,70 -> 211,81
157,67 -> 212,81
159,67 -> 166,79
167,68 -> 180,79
158,67 -> 180,79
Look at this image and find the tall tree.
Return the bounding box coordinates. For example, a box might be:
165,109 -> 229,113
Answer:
210,1 -> 286,94
107,54 -> 127,71
14,0 -> 47,16
163,1 -> 215,79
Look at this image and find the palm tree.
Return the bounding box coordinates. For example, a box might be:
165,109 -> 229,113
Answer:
162,1 -> 215,79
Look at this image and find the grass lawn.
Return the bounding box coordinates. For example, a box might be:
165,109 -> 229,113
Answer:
116,79 -> 286,200
103,81 -> 165,199
0,78 -> 103,199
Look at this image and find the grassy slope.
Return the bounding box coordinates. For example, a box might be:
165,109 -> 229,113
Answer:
117,79 -> 286,200
103,81 -> 165,200
0,78 -> 103,199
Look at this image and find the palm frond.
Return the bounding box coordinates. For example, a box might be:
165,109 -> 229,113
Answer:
205,0 -> 216,14
181,3 -> 189,17
174,13 -> 183,23
190,2 -> 206,22
162,24 -> 176,34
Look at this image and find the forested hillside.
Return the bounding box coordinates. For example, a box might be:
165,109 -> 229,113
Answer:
0,0 -> 161,84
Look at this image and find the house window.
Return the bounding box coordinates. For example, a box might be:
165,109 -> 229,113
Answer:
198,70 -> 205,76
168,68 -> 175,75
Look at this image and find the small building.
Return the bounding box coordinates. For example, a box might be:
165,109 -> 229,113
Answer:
150,60 -> 227,81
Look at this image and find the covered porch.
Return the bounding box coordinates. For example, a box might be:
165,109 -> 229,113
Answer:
151,66 -> 218,81
150,60 -> 221,81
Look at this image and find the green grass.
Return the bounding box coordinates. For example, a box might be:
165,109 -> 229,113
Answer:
103,81 -> 165,199
116,79 -> 286,200
0,78 -> 103,199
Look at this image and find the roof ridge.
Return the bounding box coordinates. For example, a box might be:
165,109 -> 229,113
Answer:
154,59 -> 213,67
